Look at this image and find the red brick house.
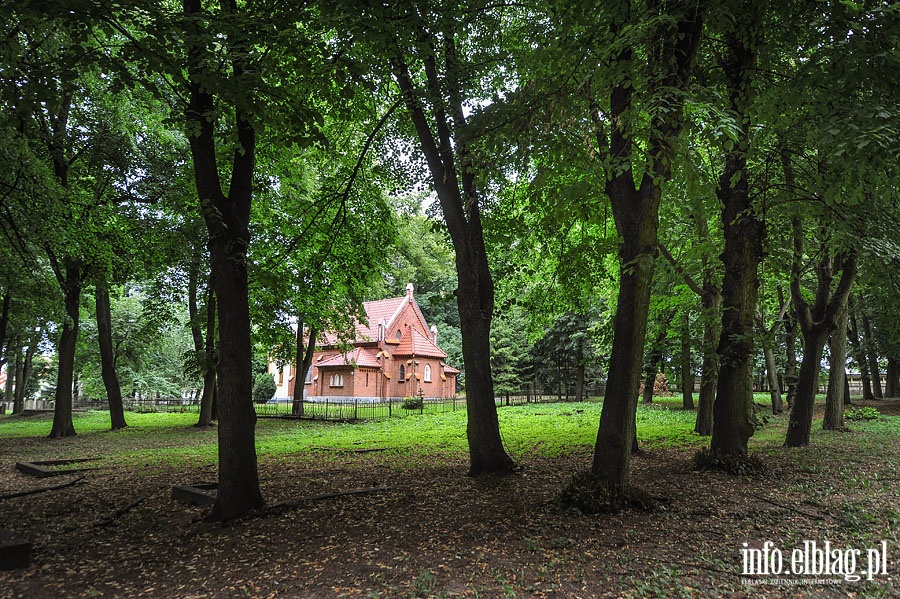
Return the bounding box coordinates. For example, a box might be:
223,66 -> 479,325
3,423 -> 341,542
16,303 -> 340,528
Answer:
288,284 -> 459,402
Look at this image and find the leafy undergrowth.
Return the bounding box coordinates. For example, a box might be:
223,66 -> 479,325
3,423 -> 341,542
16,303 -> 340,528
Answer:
0,399 -> 898,598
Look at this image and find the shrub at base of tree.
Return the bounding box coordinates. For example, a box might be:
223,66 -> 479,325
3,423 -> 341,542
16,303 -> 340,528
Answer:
556,471 -> 657,514
691,448 -> 767,477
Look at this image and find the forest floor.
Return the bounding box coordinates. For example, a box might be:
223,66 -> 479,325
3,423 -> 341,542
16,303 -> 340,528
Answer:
0,398 -> 898,598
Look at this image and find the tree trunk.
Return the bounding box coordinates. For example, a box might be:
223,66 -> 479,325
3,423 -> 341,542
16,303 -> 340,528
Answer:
292,323 -> 316,417
823,305 -> 849,430
785,333 -> 828,445
194,274 -> 217,428
861,315 -> 882,399
96,278 -> 127,430
206,235 -> 262,518
695,287 -> 721,435
763,343 -> 783,414
847,305 -> 874,399
5,343 -> 18,414
709,19 -> 761,459
782,305 -> 799,408
681,311 -> 694,409
641,370 -> 655,404
13,347 -> 24,409
887,357 -> 900,398
844,371 -> 851,404
50,262 -> 81,438
15,342 -> 37,410
709,189 -> 761,458
188,251 -> 204,353
0,289 -> 11,374
574,360 -> 585,403
641,328 -> 666,405
457,262 -> 513,475
592,216 -> 656,502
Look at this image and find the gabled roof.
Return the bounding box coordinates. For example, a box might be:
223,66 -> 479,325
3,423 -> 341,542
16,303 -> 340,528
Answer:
320,296 -> 406,346
320,286 -> 432,346
394,327 -> 447,359
317,347 -> 381,369
357,297 -> 407,341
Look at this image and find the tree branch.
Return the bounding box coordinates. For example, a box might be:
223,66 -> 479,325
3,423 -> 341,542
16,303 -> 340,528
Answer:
658,242 -> 703,296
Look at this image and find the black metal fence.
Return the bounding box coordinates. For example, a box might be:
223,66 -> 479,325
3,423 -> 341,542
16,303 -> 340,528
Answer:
63,387 -> 604,421
254,396 -> 465,420
256,388 -> 603,421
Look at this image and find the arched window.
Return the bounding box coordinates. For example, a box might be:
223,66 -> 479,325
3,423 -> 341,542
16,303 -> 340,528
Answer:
396,329 -> 402,340
399,364 -> 406,382
423,364 -> 432,383
329,373 -> 344,387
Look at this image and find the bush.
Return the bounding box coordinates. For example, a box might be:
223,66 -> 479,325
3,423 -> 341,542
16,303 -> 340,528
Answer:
402,396 -> 423,410
845,406 -> 880,421
252,372 -> 277,404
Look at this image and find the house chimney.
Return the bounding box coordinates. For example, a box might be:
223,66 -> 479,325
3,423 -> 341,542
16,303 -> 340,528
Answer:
406,282 -> 414,297
430,325 -> 438,344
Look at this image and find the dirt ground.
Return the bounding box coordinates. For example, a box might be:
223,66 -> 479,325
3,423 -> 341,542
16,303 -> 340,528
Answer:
1,401 -> 898,598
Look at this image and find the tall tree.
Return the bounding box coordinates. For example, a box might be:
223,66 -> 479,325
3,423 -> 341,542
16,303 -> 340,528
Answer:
784,218 -> 857,447
179,0 -> 267,518
356,2 -> 516,475
707,1 -> 764,459
586,0 -> 703,505
95,278 -> 127,429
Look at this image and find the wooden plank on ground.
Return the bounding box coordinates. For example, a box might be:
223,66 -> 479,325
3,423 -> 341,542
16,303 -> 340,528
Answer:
0,529 -> 31,570
171,482 -> 217,507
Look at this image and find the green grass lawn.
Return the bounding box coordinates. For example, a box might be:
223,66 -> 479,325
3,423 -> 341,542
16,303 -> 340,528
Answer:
1,394 -> 896,470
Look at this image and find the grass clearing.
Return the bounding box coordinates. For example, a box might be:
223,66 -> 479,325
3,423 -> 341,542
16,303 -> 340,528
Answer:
0,399 -> 704,466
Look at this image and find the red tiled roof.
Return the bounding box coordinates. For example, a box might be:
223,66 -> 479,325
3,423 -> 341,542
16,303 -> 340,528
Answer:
358,297 -> 407,340
442,364 -> 460,374
317,347 -> 381,368
394,327 -> 447,358
321,296 -> 407,345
